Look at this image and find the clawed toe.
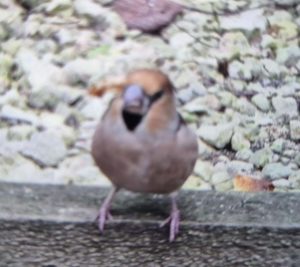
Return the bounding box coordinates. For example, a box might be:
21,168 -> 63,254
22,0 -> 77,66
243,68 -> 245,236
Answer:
96,187 -> 118,233
98,207 -> 113,232
160,209 -> 180,242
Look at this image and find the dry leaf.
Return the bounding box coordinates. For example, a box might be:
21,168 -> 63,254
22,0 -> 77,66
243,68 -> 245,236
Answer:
233,175 -> 274,192
89,76 -> 126,97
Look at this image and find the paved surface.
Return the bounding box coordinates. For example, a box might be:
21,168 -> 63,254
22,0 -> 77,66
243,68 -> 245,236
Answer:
0,183 -> 300,266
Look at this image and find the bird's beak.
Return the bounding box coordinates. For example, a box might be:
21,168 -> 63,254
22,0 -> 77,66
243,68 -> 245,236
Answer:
123,84 -> 146,114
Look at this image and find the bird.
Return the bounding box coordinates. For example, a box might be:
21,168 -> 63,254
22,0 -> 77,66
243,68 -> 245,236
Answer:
91,69 -> 198,241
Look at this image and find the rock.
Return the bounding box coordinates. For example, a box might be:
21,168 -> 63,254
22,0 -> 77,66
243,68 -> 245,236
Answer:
227,160 -> 254,175
169,32 -> 194,49
57,154 -> 110,186
21,131 -> 67,167
268,8 -> 298,44
197,139 -> 216,158
37,112 -> 76,146
262,163 -> 293,180
7,125 -> 35,141
74,0 -> 107,21
234,98 -> 257,116
35,39 -> 58,55
0,24 -> 9,41
16,49 -> 67,90
271,96 -> 298,117
45,0 -> 72,14
193,160 -> 214,181
177,88 -> 195,103
250,148 -> 273,168
295,153 -> 300,167
229,60 -> 251,80
0,53 -> 13,89
275,0 -> 299,5
28,90 -> 60,110
183,175 -> 212,190
219,9 -> 267,32
0,88 -> 21,107
251,94 -> 270,112
183,95 -> 220,113
271,139 -> 286,153
80,97 -> 109,120
113,0 -> 182,33
261,34 -> 279,49
229,58 -> 261,81
0,105 -> 39,125
0,153 -> 44,183
197,123 -> 233,149
17,0 -> 44,8
273,179 -> 291,190
235,148 -> 253,161
280,83 -> 299,96
231,132 -> 250,152
290,120 -> 300,140
289,171 -> 300,188
211,171 -> 233,191
217,91 -> 237,107
54,29 -> 75,46
261,59 -> 282,78
276,46 -> 300,67
211,171 -> 231,184
63,58 -> 103,85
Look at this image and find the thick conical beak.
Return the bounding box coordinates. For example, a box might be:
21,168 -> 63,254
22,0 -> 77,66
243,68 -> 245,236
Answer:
123,84 -> 145,114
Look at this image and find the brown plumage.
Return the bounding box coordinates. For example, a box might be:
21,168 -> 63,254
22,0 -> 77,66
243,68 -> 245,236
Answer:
91,69 -> 198,241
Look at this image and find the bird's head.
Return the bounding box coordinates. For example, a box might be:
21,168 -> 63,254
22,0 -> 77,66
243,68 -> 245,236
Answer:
121,69 -> 175,131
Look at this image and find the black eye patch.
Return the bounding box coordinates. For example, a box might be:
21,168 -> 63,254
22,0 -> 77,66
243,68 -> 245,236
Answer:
148,90 -> 164,105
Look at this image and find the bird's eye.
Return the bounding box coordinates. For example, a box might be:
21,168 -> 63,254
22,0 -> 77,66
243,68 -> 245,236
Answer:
148,90 -> 164,105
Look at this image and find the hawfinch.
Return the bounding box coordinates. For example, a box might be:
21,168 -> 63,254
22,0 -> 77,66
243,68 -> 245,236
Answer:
91,69 -> 198,241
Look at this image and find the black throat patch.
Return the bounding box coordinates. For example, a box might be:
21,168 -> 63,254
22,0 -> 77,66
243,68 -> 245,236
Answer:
122,89 -> 165,132
122,110 -> 143,131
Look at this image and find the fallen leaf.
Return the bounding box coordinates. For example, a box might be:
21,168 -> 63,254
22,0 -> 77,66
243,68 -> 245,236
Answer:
89,75 -> 126,97
233,175 -> 274,192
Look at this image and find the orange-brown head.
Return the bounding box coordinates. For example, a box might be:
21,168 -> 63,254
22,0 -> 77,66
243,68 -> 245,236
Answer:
120,69 -> 176,132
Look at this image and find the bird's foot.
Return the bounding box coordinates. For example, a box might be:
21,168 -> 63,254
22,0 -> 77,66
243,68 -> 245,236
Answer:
160,209 -> 180,242
97,203 -> 113,232
96,187 -> 119,233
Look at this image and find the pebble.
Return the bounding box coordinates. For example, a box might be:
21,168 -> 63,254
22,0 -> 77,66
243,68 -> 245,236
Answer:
21,131 -> 67,167
262,163 -> 293,180
193,160 -> 214,181
16,48 -> 67,90
271,139 -> 286,153
219,9 -> 267,32
197,123 -> 233,149
250,148 -> 273,168
227,160 -> 254,176
63,58 -> 103,85
290,120 -> 300,140
289,171 -> 300,188
251,94 -> 270,112
0,105 -> 39,125
271,96 -> 298,117
231,132 -> 250,152
276,46 -> 300,67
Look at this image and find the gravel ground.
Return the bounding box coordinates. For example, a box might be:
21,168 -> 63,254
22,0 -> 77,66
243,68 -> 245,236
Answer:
0,0 -> 299,192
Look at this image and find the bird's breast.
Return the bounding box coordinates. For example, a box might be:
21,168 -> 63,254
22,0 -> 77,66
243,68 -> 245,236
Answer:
92,119 -> 197,194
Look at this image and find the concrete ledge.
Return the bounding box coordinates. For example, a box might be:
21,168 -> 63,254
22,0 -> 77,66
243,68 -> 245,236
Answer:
0,183 -> 300,266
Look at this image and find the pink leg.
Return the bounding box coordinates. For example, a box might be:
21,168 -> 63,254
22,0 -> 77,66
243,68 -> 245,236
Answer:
160,193 -> 180,242
97,187 -> 118,233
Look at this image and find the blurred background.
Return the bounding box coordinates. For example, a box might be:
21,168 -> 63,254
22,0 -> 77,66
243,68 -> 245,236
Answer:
0,0 -> 299,192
